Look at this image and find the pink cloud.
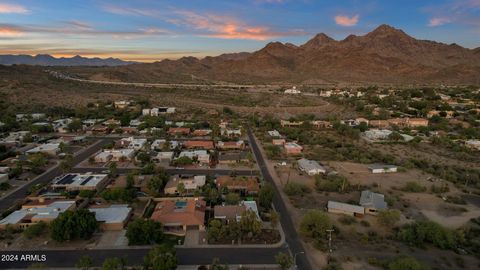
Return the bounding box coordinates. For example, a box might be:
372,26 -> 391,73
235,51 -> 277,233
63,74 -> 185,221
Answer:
0,3 -> 28,14
334,14 -> 359,27
428,17 -> 451,27
0,26 -> 23,37
171,10 -> 304,40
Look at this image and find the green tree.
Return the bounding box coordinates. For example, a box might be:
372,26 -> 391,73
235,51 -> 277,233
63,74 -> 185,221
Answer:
126,219 -> 163,245
102,257 -> 122,270
239,210 -> 262,239
275,252 -> 293,270
109,161 -> 118,177
377,209 -> 401,227
23,221 -> 47,239
147,173 -> 168,196
76,255 -> 93,270
299,210 -> 333,240
225,192 -> 240,205
29,153 -> 47,172
143,245 -> 177,270
67,119 -> 83,132
50,209 -> 98,242
177,182 -> 186,195
388,256 -> 430,270
269,209 -> 279,230
258,183 -> 274,209
210,258 -> 229,270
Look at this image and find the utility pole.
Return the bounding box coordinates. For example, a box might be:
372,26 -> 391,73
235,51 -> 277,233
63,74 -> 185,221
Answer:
326,229 -> 334,253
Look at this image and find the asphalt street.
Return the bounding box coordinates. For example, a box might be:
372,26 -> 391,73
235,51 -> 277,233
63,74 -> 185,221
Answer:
0,139 -> 113,213
247,129 -> 313,270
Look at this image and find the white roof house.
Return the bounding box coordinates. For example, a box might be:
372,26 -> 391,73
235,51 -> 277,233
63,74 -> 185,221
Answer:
297,158 -> 326,175
151,139 -> 167,150
164,175 -> 207,194
284,86 -> 301,94
0,201 -> 75,228
52,173 -> 109,191
94,151 -> 113,163
368,164 -> 398,174
178,150 -> 210,164
153,151 -> 174,162
26,143 -> 60,156
103,149 -> 136,161
268,130 -> 281,137
89,204 -> 131,229
121,137 -> 147,150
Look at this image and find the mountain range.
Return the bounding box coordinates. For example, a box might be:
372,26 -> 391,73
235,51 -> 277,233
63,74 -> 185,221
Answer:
0,54 -> 134,66
3,24 -> 480,84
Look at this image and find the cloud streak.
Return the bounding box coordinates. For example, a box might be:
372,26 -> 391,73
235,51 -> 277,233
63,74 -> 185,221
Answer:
334,15 -> 359,26
0,2 -> 28,14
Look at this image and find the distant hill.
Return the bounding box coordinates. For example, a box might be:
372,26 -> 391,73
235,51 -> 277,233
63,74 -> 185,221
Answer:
0,54 -> 135,66
67,24 -> 479,85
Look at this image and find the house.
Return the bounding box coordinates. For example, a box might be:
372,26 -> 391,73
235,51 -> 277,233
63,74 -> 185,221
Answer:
216,176 -> 260,195
284,86 -> 301,94
119,137 -> 147,150
221,128 -> 242,137
218,151 -> 249,164
368,164 -> 398,174
89,204 -> 132,231
284,142 -> 303,155
164,175 -> 206,195
216,140 -> 245,150
51,173 -> 109,191
150,198 -> 206,235
364,129 -> 392,140
1,131 -> 33,144
107,175 -> 151,193
327,201 -> 364,217
94,151 -> 113,163
280,120 -> 303,127
359,190 -> 387,215
153,151 -> 175,162
102,149 -> 135,161
214,201 -> 260,222
268,130 -> 281,137
143,107 -> 176,116
168,127 -> 190,135
369,120 -> 389,129
53,118 -> 73,133
16,113 -> 46,122
311,120 -> 332,129
26,143 -> 61,156
297,158 -> 326,175
192,129 -> 212,136
103,119 -> 121,126
272,139 -> 286,146
178,150 -> 210,164
151,139 -> 167,150
183,140 -> 215,150
0,200 -> 76,229
114,101 -> 131,109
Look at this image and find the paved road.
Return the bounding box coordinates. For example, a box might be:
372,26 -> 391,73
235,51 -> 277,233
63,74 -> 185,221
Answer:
72,167 -> 259,176
0,139 -> 113,213
0,247 -> 287,268
247,129 -> 312,270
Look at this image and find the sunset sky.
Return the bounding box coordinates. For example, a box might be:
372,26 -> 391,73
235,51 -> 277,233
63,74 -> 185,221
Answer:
1,0 -> 479,62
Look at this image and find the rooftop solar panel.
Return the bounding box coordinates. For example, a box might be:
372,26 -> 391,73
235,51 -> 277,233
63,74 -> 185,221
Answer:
79,176 -> 93,186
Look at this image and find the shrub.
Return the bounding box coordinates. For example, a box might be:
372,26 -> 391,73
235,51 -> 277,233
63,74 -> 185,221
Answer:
401,182 -> 426,193
283,182 -> 311,196
377,209 -> 401,227
23,222 -> 47,239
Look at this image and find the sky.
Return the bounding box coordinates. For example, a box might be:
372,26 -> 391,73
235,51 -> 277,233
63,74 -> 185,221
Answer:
0,0 -> 479,62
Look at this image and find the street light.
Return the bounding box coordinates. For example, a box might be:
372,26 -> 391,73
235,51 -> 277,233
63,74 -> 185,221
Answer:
293,251 -> 305,269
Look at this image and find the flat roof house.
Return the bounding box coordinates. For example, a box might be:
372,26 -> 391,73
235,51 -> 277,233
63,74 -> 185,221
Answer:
0,200 -> 76,229
103,149 -> 136,161
183,140 -> 215,150
327,201 -> 364,217
178,150 -> 210,164
164,175 -> 207,195
297,158 -> 326,175
284,142 -> 303,155
216,176 -> 260,195
218,151 -> 249,164
52,173 -> 109,191
216,140 -> 245,150
26,143 -> 60,156
151,198 -> 206,235
168,127 -> 191,135
89,204 -> 132,231
359,190 -> 388,215
153,151 -> 175,162
368,164 -> 398,174
94,151 -> 113,163
192,129 -> 212,137
214,201 -> 260,222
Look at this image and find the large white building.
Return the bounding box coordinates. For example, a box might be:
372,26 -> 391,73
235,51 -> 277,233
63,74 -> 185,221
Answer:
297,158 -> 326,175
